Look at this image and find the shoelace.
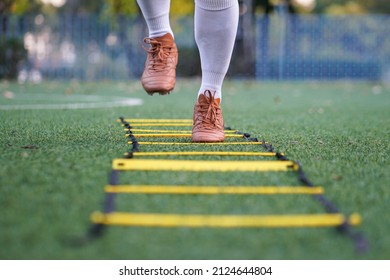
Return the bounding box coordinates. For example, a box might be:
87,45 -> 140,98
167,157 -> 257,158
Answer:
194,90 -> 222,129
143,37 -> 172,72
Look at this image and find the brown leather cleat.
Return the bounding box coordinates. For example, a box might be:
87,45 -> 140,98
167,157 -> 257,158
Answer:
141,33 -> 178,95
192,90 -> 225,142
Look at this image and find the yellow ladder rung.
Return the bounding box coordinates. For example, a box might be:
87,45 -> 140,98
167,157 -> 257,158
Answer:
135,141 -> 267,145
128,133 -> 244,138
124,128 -> 238,134
121,119 -> 192,123
112,159 -> 298,172
127,151 -> 281,157
123,123 -> 192,127
91,212 -> 362,228
104,185 -> 324,194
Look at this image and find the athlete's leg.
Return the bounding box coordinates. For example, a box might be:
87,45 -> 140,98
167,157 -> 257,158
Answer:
137,0 -> 178,95
192,0 -> 239,142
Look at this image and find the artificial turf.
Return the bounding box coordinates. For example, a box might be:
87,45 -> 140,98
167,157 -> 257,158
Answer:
0,79 -> 389,259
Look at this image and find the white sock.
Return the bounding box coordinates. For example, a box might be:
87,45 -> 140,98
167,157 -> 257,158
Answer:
195,0 -> 239,101
136,0 -> 173,38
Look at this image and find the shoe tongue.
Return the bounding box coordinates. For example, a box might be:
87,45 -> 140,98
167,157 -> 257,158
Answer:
198,93 -> 220,105
155,33 -> 173,43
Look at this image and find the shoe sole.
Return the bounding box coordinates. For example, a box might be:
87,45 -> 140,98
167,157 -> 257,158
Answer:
146,90 -> 172,96
191,139 -> 225,143
146,86 -> 175,95
192,134 -> 225,143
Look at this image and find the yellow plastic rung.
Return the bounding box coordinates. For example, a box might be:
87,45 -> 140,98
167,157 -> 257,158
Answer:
122,119 -> 192,123
128,151 -> 280,157
105,184 -> 324,195
112,159 -> 298,172
124,123 -> 191,127
124,129 -> 238,134
136,141 -> 267,145
128,133 -> 244,138
91,212 -> 362,228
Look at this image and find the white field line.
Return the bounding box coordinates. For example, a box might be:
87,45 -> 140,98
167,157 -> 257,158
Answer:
0,96 -> 143,110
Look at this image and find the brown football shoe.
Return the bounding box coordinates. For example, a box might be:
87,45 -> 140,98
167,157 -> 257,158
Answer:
141,33 -> 178,95
192,90 -> 225,142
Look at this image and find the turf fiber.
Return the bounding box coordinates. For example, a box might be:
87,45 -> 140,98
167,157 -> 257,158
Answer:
0,79 -> 389,259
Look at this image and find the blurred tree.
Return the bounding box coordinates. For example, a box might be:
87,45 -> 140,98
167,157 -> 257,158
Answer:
315,0 -> 390,14
103,0 -> 139,16
103,0 -> 194,16
171,0 -> 194,15
58,0 -> 105,14
0,37 -> 28,79
253,0 -> 297,14
252,0 -> 390,14
0,0 -> 16,14
1,0 -> 389,15
0,0 -> 42,14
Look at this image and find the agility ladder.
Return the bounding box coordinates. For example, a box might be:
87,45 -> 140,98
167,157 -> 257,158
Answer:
89,117 -> 367,253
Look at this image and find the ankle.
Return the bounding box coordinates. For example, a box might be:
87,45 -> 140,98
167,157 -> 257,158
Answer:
198,88 -> 222,102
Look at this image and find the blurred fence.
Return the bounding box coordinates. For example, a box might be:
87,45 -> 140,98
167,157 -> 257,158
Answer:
1,13 -> 389,82
255,13 -> 390,81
